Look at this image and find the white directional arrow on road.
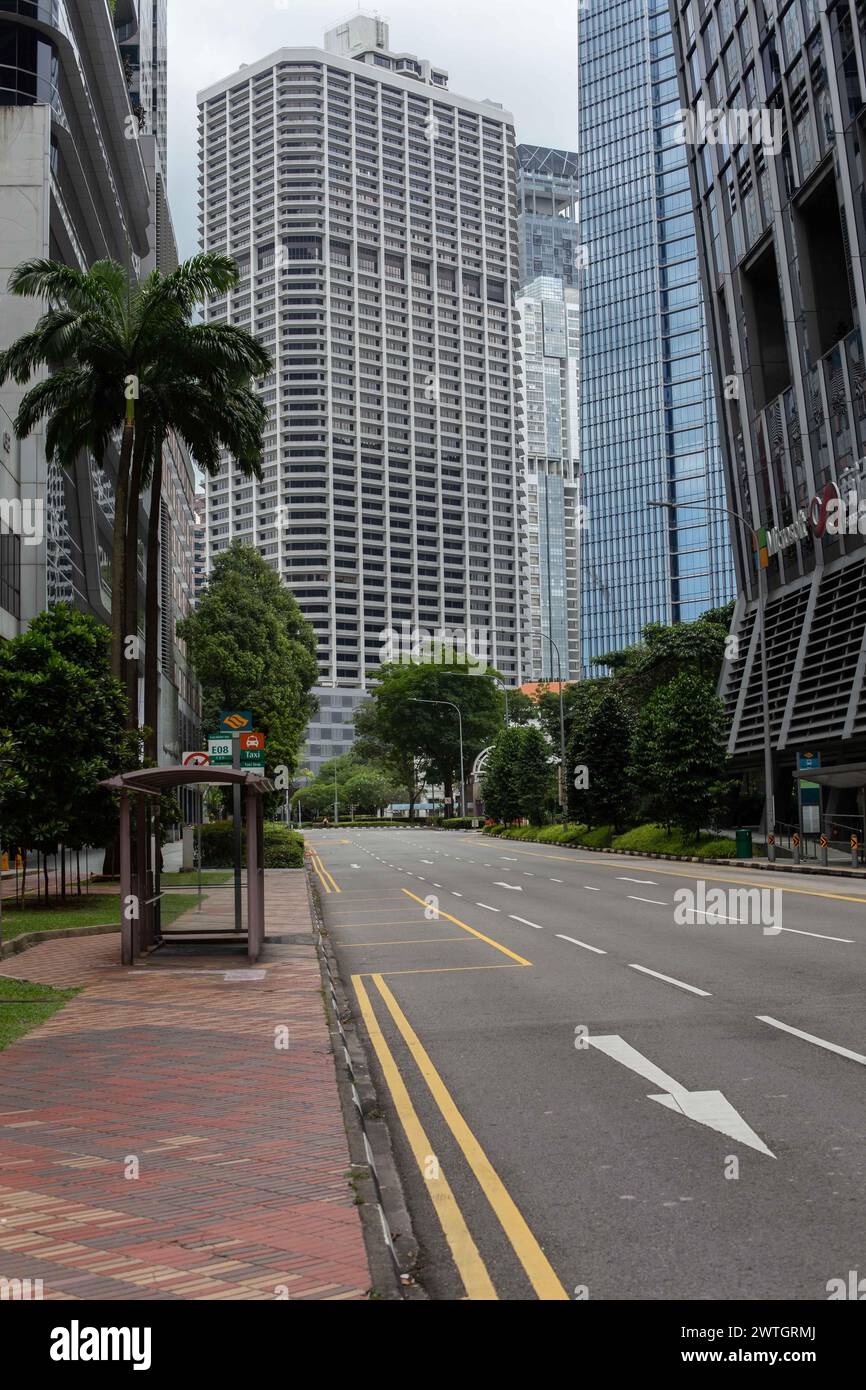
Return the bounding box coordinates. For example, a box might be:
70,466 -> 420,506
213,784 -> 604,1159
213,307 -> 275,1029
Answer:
493,881 -> 523,891
588,1035 -> 775,1157
350,863 -> 361,869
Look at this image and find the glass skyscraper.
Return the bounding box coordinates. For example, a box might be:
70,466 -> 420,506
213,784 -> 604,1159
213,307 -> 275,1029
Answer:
578,0 -> 734,672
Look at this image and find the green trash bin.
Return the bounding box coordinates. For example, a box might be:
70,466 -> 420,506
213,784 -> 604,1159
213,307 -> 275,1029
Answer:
735,828 -> 753,858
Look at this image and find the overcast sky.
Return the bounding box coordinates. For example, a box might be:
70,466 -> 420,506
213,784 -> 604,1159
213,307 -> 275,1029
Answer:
167,0 -> 578,259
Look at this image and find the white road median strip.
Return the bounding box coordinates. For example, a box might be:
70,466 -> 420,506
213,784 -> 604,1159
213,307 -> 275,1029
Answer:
510,915 -> 544,930
627,895 -> 667,906
476,902 -> 501,912
627,963 -> 711,997
757,1015 -> 866,1066
556,934 -> 605,954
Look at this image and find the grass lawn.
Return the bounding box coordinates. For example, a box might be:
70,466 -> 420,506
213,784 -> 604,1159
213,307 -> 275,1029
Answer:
0,975 -> 79,1051
0,871 -> 233,942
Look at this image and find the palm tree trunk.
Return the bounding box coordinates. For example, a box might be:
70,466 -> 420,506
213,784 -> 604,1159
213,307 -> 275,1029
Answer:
144,445 -> 164,765
124,438 -> 145,726
112,415 -> 135,686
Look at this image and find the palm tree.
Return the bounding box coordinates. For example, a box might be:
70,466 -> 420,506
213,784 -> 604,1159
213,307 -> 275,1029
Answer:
0,254 -> 272,751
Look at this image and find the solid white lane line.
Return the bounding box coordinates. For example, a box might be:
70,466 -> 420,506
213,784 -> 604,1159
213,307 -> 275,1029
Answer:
618,877 -> 658,884
510,914 -> 544,930
556,934 -> 606,954
757,1015 -> 866,1066
476,902 -> 501,912
627,963 -> 711,997
627,895 -> 668,906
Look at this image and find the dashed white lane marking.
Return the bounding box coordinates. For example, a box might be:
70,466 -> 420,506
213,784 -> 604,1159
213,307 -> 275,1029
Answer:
556,934 -> 606,954
522,872 -> 535,877
433,883 -> 442,888
421,860 -> 434,864
584,886 -> 600,892
452,891 -> 463,898
618,877 -> 657,885
550,878 -> 563,883
627,963 -> 711,997
627,895 -> 667,907
510,915 -> 543,930
777,927 -> 854,942
757,1015 -> 866,1066
476,902 -> 501,912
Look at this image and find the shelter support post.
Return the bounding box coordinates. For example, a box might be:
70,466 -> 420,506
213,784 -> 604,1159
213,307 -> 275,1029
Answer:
119,792 -> 132,966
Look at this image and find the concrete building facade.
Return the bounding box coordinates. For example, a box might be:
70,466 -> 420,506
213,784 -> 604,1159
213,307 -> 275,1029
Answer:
198,14 -> 525,771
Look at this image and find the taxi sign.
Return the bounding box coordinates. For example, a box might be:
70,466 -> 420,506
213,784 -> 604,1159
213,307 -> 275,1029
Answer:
240,731 -> 265,751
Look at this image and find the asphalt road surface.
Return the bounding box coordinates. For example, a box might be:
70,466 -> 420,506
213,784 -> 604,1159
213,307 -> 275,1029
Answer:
308,827 -> 866,1302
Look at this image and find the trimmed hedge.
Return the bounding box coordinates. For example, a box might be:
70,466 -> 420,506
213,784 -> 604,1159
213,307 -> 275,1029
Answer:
200,821 -> 305,868
482,821 -> 738,859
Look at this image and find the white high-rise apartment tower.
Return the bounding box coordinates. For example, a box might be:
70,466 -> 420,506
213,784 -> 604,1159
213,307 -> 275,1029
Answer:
198,15 -> 524,762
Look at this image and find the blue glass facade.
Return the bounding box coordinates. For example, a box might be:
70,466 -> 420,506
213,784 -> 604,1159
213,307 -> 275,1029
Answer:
578,0 -> 734,670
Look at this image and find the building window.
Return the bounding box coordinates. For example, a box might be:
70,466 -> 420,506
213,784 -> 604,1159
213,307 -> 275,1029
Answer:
0,527 -> 21,619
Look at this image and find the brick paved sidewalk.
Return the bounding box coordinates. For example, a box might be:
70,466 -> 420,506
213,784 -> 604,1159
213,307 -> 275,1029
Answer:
0,873 -> 371,1300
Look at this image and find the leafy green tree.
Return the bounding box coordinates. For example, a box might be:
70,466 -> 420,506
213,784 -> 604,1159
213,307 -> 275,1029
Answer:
0,607 -> 130,897
357,660 -> 502,811
571,687 -> 635,833
343,768 -> 397,816
594,607 -> 733,708
178,541 -> 317,785
504,690 -> 537,726
630,672 -> 729,839
480,727 -> 525,824
0,254 -> 271,748
515,726 -> 555,825
353,698 -> 427,817
564,679 -> 608,817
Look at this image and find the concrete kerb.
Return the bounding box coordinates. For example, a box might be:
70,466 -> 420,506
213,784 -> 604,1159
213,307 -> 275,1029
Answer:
0,922 -> 119,961
304,866 -> 423,1300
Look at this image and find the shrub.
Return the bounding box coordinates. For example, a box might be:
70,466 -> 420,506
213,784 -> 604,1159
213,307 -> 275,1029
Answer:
442,817 -> 474,829
201,820 -> 304,868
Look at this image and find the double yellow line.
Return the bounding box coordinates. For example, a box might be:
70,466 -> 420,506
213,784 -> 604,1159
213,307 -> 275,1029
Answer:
353,966 -> 568,1301
308,848 -> 340,894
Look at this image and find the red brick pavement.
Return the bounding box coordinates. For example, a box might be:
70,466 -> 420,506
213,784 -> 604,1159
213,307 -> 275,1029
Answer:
0,874 -> 371,1300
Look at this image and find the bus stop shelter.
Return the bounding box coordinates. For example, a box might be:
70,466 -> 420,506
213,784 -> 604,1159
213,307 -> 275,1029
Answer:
100,766 -> 272,965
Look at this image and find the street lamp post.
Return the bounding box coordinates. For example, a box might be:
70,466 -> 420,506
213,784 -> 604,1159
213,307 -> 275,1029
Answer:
647,497 -> 775,862
537,629 -> 568,832
410,698 -> 465,819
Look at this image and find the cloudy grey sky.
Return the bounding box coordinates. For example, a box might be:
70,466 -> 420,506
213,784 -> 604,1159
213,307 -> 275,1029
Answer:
167,0 -> 578,258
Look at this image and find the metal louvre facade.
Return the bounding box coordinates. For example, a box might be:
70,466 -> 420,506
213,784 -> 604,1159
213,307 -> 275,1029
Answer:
669,0 -> 866,771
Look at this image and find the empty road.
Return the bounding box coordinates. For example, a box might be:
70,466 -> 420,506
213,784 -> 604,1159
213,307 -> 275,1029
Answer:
308,828 -> 866,1301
